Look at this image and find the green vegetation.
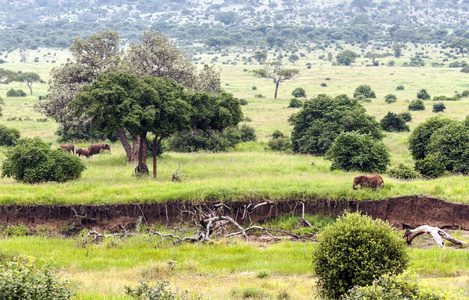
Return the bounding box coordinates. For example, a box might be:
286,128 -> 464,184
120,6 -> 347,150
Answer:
380,112 -> 410,132
408,99 -> 426,111
0,124 -> 20,146
312,213 -> 409,299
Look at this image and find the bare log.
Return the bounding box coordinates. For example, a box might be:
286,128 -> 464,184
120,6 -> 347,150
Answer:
404,225 -> 468,247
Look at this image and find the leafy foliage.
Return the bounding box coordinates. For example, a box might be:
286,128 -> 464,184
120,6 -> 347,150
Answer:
312,213 -> 409,300
0,124 -> 20,146
408,116 -> 456,160
384,93 -> 397,103
288,98 -> 303,108
414,154 -> 447,178
291,87 -> 306,98
408,99 -> 425,111
290,94 -> 383,155
433,102 -> 446,112
1,137 -> 86,183
6,89 -> 26,97
344,271 -> 446,300
0,256 -> 74,300
398,111 -> 412,122
387,163 -> 421,180
380,112 -> 410,132
417,89 -> 431,100
125,280 -> 193,300
353,85 -> 376,99
252,62 -> 299,99
336,50 -> 358,65
327,131 -> 390,172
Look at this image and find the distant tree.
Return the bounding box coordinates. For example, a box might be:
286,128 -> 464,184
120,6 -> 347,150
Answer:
17,72 -> 41,95
336,50 -> 358,66
354,84 -> 376,98
291,87 -> 306,98
204,36 -> 233,52
252,62 -> 299,99
448,38 -> 469,57
290,94 -> 383,155
253,51 -> 267,64
351,0 -> 374,11
417,89 -> 431,100
380,112 -> 409,132
214,11 -> 239,25
392,43 -> 403,58
288,54 -> 299,64
0,68 -> 18,84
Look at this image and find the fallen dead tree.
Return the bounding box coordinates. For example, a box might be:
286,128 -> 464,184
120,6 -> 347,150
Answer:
80,201 -> 316,244
403,225 -> 468,247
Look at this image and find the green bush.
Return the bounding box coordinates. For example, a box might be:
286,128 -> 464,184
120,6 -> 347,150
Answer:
461,90 -> 469,98
417,89 -> 431,100
398,111 -> 412,122
239,98 -> 248,105
344,271 -> 446,300
312,213 -> 409,299
290,94 -> 383,155
415,154 -> 447,178
408,116 -> 456,160
327,132 -> 390,173
387,163 -> 421,180
291,87 -> 306,98
268,136 -> 292,152
238,124 -> 257,142
380,112 -> 410,132
396,85 -> 405,90
353,84 -> 376,98
0,124 -> 20,146
0,256 -> 74,300
6,89 -> 26,97
1,137 -> 86,183
433,102 -> 446,112
384,93 -> 397,103
288,98 -> 303,108
125,280 -> 192,300
433,95 -> 459,101
271,130 -> 284,139
408,99 -> 425,111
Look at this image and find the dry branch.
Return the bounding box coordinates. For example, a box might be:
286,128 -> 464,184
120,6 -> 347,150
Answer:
404,225 -> 468,247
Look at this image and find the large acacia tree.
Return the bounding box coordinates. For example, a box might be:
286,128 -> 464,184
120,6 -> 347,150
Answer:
73,72 -> 242,178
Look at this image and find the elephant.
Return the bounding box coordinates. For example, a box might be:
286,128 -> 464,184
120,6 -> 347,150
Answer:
76,148 -> 90,158
353,174 -> 384,190
60,144 -> 75,154
88,143 -> 111,156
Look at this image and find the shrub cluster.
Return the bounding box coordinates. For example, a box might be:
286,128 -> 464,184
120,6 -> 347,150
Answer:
384,93 -> 397,103
380,112 -> 410,132
6,89 -> 27,97
167,125 -> 256,153
398,111 -> 412,122
291,87 -> 306,98
0,124 -> 20,146
125,280 -> 191,300
312,213 -> 409,299
417,89 -> 431,100
288,98 -> 303,108
432,102 -> 446,112
387,163 -> 421,180
1,137 -> 86,183
408,99 -> 425,111
290,94 -> 383,155
0,255 -> 74,300
353,84 -> 376,99
268,130 -> 292,152
327,131 -> 390,172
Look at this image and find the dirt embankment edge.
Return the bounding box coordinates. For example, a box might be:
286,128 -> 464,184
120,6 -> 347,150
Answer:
1,195 -> 468,232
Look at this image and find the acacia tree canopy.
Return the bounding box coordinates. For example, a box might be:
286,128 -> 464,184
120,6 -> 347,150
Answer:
17,72 -> 42,95
252,62 -> 299,99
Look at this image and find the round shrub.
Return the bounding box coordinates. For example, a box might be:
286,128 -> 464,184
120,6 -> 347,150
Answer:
320,82 -> 327,87
417,89 -> 431,100
380,112 -> 410,132
312,213 -> 409,299
408,99 -> 425,111
432,102 -> 446,112
6,89 -> 26,97
0,124 -> 20,146
384,93 -> 397,103
327,131 -> 390,173
415,154 -> 446,178
461,65 -> 469,73
239,98 -> 248,105
288,98 -> 303,108
353,84 -> 376,98
0,256 -> 74,300
271,129 -> 284,139
291,87 -> 306,98
1,137 -> 86,183
239,124 -> 257,142
344,271 -> 446,300
387,163 -> 421,180
398,111 -> 412,122
396,85 -> 405,90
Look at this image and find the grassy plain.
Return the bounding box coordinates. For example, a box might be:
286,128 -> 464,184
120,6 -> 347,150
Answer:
1,44 -> 469,299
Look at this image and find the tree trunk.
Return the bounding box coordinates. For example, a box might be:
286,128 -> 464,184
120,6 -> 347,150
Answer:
27,82 -> 33,95
152,137 -> 163,180
118,128 -> 133,162
135,134 -> 149,175
274,82 -> 279,99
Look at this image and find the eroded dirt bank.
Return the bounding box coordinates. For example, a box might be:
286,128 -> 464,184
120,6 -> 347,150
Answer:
0,195 -> 468,232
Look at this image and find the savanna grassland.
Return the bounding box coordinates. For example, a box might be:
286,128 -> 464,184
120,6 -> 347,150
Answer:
1,44 -> 469,299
